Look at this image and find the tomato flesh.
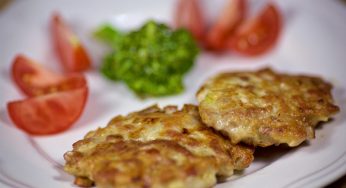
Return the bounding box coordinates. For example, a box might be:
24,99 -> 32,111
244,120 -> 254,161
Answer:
227,3 -> 282,56
206,0 -> 247,50
51,13 -> 91,72
174,0 -> 206,42
7,87 -> 88,135
12,55 -> 87,97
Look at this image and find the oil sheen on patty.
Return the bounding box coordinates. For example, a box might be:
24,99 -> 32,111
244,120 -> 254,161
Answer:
64,105 -> 254,188
197,68 -> 339,147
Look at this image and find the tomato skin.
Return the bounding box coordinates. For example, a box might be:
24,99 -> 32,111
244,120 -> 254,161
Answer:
7,87 -> 88,135
11,54 -> 87,97
205,0 -> 247,50
51,13 -> 91,72
174,0 -> 206,42
227,3 -> 282,56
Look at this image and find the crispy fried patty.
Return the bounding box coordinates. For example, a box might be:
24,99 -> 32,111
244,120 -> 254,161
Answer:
197,68 -> 339,147
64,105 -> 254,187
65,139 -> 218,188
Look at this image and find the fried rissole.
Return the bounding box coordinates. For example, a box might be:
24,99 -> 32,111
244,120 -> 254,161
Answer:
197,68 -> 339,147
64,105 -> 254,187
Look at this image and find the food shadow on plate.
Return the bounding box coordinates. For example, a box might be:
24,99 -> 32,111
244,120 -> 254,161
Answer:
0,109 -> 13,128
52,165 -> 75,184
307,118 -> 340,152
329,86 -> 346,125
252,144 -> 302,164
303,86 -> 346,153
280,3 -> 297,26
0,68 -> 10,81
218,143 -> 301,184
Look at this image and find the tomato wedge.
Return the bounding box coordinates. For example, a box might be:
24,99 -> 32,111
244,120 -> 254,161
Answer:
206,0 -> 247,50
51,13 -> 91,72
227,3 -> 282,56
7,87 -> 88,135
174,0 -> 206,42
12,54 -> 87,97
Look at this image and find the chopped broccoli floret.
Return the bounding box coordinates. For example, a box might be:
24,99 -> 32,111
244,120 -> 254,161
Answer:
94,20 -> 199,97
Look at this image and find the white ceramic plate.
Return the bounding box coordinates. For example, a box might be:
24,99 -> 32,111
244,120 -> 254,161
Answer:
1,0 -> 346,187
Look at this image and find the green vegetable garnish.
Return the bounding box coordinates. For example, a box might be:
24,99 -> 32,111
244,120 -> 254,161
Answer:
94,20 -> 199,97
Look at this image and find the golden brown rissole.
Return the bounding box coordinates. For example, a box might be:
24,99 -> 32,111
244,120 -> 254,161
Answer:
64,105 -> 254,187
65,139 -> 218,188
197,68 -> 339,147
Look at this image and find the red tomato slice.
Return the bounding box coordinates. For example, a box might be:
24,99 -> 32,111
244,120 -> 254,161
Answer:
174,0 -> 206,42
7,87 -> 88,135
227,3 -> 282,56
51,13 -> 91,72
12,55 -> 87,97
206,0 -> 247,50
